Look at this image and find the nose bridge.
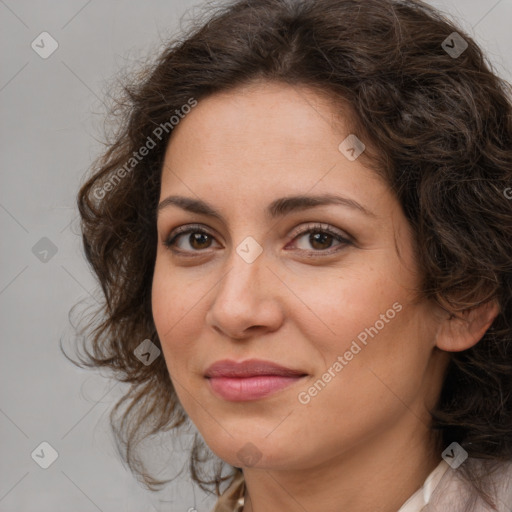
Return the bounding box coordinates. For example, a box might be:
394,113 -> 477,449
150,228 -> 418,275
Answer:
219,234 -> 266,300
205,233 -> 281,337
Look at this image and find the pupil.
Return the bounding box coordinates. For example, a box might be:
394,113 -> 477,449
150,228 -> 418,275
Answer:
192,233 -> 210,248
311,232 -> 331,249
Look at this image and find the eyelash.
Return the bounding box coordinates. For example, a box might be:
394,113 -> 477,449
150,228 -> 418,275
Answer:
162,222 -> 352,257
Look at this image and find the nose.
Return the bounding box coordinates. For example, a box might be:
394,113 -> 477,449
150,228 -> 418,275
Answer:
205,244 -> 285,340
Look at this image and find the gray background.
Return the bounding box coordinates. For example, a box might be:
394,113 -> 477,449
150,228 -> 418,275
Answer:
1,1 -> 511,511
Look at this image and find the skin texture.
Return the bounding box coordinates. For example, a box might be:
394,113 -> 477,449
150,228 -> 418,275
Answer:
151,81 -> 499,512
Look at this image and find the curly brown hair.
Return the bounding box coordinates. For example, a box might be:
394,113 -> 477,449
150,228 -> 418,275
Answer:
64,0 -> 512,508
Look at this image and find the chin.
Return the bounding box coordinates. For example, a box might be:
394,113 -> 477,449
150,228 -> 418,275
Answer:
200,429 -> 303,470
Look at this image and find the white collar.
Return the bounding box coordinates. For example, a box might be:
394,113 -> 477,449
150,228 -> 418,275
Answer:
396,459 -> 451,512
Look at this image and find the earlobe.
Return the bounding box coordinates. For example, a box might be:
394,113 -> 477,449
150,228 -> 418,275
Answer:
435,299 -> 500,352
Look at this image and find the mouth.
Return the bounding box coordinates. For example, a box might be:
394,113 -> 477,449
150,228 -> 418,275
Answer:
204,359 -> 308,401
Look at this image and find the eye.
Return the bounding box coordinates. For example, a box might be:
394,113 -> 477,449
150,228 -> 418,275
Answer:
162,222 -> 352,256
163,224 -> 218,254
287,223 -> 352,254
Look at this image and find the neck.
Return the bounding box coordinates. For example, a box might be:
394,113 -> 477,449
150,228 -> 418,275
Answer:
241,414 -> 442,512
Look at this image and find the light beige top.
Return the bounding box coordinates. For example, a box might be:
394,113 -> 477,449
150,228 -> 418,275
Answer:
211,458 -> 512,512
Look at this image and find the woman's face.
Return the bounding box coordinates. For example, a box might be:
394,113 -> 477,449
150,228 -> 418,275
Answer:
152,81 -> 449,471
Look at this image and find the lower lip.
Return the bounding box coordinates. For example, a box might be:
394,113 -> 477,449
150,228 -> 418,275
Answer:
207,375 -> 305,401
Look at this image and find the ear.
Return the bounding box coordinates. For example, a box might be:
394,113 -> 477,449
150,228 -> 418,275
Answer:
435,299 -> 500,352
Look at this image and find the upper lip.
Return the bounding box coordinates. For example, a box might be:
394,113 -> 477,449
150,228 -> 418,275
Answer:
204,359 -> 307,378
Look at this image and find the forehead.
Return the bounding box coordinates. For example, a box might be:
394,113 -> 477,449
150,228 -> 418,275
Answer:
160,81 -> 378,194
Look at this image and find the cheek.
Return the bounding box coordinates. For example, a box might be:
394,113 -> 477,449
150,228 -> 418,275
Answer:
292,269 -> 429,402
292,306 -> 431,448
290,265 -> 405,354
151,265 -> 175,340
151,261 -> 199,366
312,302 -> 432,419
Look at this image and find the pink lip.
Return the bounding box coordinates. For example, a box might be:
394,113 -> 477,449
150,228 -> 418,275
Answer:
204,359 -> 307,401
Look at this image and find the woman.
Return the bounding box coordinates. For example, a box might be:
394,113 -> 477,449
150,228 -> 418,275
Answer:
68,0 -> 512,510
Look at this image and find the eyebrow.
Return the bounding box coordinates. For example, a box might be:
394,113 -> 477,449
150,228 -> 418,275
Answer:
157,193 -> 376,222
